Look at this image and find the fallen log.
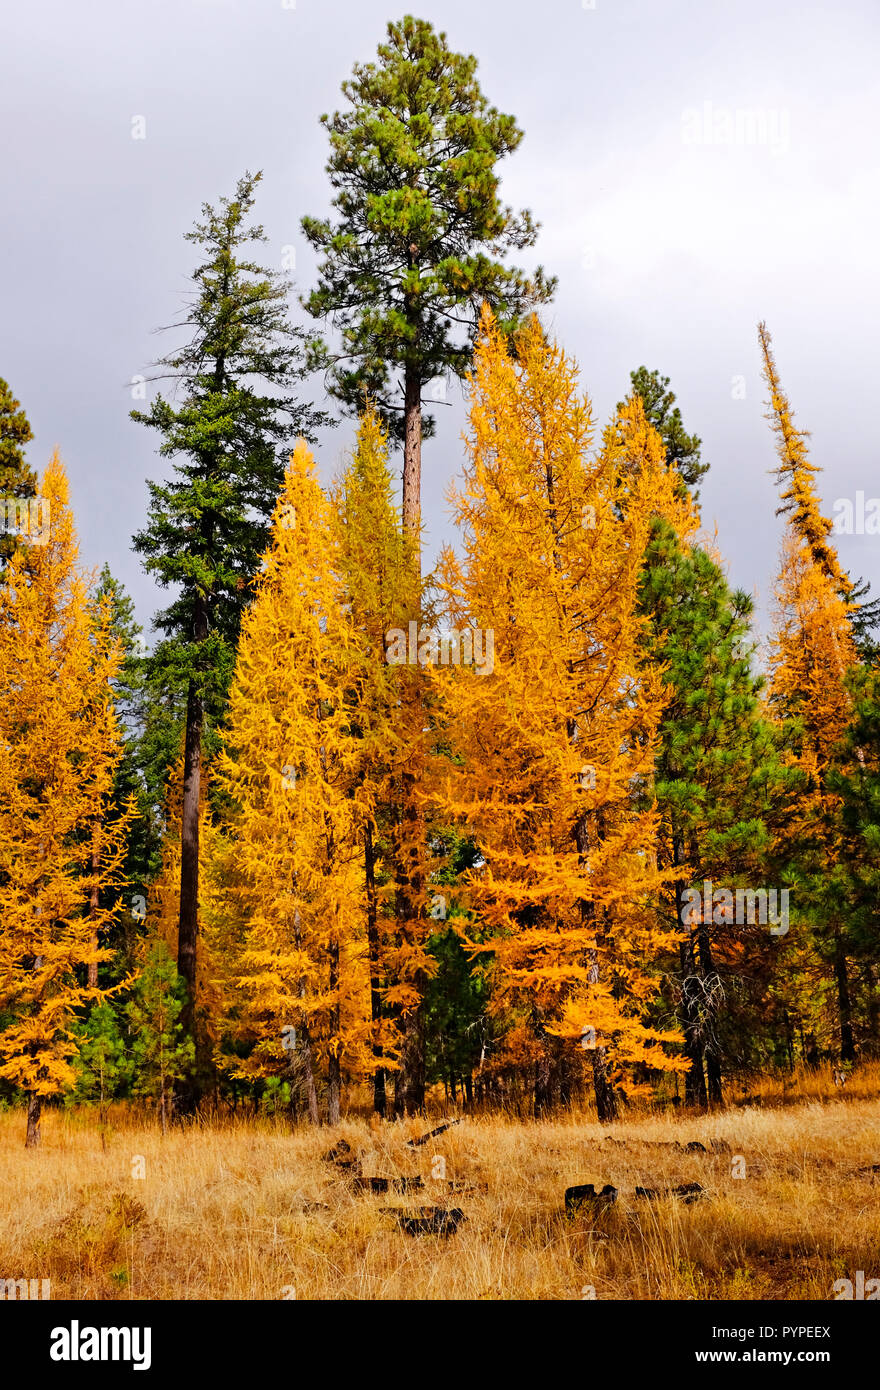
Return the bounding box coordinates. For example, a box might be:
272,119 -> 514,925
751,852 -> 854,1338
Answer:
405,1119 -> 462,1148
382,1206 -> 467,1236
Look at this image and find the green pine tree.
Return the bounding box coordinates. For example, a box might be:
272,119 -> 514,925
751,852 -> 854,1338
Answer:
625,367 -> 708,496
127,939 -> 194,1133
69,1002 -> 130,1146
131,172 -> 328,1108
639,519 -> 793,1105
0,376 -> 37,570
89,567 -> 165,973
301,13 -> 555,535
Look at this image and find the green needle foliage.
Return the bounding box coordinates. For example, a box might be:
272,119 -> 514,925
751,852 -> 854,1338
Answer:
301,13 -> 555,529
0,377 -> 36,571
127,939 -> 194,1134
131,171 -> 328,1105
626,367 -> 708,496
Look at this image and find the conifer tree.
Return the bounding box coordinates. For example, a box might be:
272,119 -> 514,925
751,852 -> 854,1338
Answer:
127,938 -> 194,1134
436,311 -> 687,1120
0,453 -> 129,1146
639,521 -> 793,1105
301,14 -> 555,534
625,367 -> 708,495
0,376 -> 37,573
336,409 -> 421,1114
760,324 -> 860,1065
216,443 -> 369,1124
132,173 -> 327,1108
69,1002 -> 129,1145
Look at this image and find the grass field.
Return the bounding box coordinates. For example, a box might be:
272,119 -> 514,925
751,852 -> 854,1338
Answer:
1,1066 -> 877,1301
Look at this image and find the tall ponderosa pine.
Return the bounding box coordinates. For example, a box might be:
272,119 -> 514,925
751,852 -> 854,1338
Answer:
303,14 -> 554,1114
301,12 -> 555,535
132,172 -> 327,1108
0,454 -> 130,1146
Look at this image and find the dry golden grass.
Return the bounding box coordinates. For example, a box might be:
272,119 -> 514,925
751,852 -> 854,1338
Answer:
1,1067 -> 877,1301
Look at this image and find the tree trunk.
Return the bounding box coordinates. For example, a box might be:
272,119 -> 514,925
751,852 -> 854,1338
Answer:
301,1025 -> 320,1126
87,820 -> 101,989
402,365 -> 422,540
364,821 -> 386,1116
292,902 -> 319,1126
864,965 -> 880,1058
392,344 -> 426,1116
397,990 -> 426,1116
680,930 -> 708,1108
833,932 -> 856,1064
25,1093 -> 41,1149
392,749 -> 427,1117
591,1046 -> 617,1124
697,919 -> 723,1106
533,1050 -> 552,1118
175,672 -> 204,1115
327,938 -> 341,1126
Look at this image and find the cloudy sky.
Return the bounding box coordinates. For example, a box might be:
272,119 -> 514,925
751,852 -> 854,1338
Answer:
3,0 -> 878,650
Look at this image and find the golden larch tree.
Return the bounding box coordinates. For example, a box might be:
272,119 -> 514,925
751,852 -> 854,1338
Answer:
761,323 -> 860,1063
216,441 -> 370,1124
0,452 -> 129,1146
435,311 -> 687,1120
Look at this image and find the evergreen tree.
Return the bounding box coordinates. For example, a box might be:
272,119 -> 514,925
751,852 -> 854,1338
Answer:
639,520 -> 793,1105
131,172 -> 328,1109
625,367 -> 708,495
127,937 -> 194,1134
69,1002 -> 130,1145
0,376 -> 37,571
829,666 -> 880,1055
301,13 -> 555,534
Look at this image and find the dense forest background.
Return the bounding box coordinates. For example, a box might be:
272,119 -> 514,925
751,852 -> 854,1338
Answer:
2,17 -> 879,1150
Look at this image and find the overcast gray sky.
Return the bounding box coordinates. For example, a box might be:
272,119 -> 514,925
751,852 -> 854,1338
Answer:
3,0 -> 878,649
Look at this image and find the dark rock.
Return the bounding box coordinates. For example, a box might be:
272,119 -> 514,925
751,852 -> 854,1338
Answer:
383,1206 -> 467,1236
565,1183 -> 618,1215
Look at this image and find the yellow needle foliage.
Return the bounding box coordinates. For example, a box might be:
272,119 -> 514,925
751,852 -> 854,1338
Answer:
335,409 -> 426,1082
0,452 -> 129,1143
762,325 -> 857,825
762,325 -> 859,1058
216,441 -> 371,1122
434,311 -> 688,1094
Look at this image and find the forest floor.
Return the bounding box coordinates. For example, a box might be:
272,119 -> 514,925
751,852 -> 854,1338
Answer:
0,1066 -> 877,1300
